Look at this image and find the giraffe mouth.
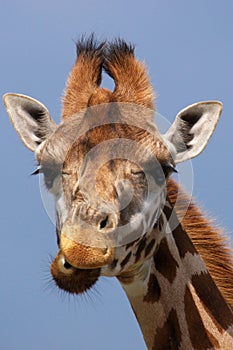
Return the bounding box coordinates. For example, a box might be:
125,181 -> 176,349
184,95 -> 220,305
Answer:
50,252 -> 100,294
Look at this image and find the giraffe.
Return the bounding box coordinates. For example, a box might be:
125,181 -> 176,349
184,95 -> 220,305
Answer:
3,36 -> 233,349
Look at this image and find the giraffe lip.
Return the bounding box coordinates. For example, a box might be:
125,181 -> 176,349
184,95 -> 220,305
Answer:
50,253 -> 101,294
55,267 -> 100,294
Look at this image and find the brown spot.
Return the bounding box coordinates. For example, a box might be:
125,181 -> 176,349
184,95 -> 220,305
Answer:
163,203 -> 196,258
206,330 -> 220,349
143,273 -> 161,303
152,309 -> 181,350
154,238 -> 179,284
145,238 -> 156,258
158,215 -> 164,231
184,285 -> 213,349
191,272 -> 233,331
135,236 -> 147,263
172,224 -> 196,258
110,258 -> 118,270
126,237 -> 140,250
120,252 -> 132,269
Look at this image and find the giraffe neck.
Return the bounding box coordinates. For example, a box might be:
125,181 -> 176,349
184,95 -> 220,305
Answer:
119,201 -> 233,349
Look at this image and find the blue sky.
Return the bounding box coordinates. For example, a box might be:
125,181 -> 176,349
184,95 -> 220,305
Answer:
1,1 -> 233,349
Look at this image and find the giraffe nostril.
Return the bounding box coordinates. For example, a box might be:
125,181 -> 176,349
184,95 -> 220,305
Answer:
63,260 -> 72,270
99,216 -> 109,230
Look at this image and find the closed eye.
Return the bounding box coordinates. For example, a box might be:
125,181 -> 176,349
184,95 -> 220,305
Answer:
131,169 -> 144,176
131,163 -> 177,178
31,165 -> 61,190
130,162 -> 177,186
43,169 -> 61,189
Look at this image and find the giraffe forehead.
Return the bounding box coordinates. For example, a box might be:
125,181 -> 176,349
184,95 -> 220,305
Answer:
61,123 -> 172,176
38,101 -> 172,168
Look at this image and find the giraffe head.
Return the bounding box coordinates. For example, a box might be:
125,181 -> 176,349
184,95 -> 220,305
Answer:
3,37 -> 222,295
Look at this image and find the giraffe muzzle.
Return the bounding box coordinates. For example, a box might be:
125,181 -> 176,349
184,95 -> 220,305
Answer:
59,233 -> 114,269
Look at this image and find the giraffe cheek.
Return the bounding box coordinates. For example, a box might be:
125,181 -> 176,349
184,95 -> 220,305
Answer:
59,233 -> 114,269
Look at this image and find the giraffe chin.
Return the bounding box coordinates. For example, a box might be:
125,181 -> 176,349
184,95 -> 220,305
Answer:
50,252 -> 100,294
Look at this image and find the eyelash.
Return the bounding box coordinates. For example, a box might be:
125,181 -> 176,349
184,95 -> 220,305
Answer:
162,163 -> 177,177
31,166 -> 41,176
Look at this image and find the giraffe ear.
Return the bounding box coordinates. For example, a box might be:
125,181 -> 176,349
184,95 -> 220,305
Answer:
164,101 -> 222,163
3,93 -> 57,152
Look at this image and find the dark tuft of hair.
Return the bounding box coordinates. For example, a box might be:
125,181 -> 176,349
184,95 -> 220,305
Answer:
76,33 -> 106,58
103,38 -> 135,75
106,38 -> 135,57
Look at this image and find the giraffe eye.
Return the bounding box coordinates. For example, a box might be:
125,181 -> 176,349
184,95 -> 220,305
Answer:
99,216 -> 109,230
31,165 -> 61,190
43,169 -> 61,189
131,169 -> 144,176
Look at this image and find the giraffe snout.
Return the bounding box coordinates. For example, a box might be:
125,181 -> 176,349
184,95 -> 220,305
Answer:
59,233 -> 114,269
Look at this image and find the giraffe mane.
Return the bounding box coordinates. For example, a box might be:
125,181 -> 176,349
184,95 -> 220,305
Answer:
167,178 -> 233,309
